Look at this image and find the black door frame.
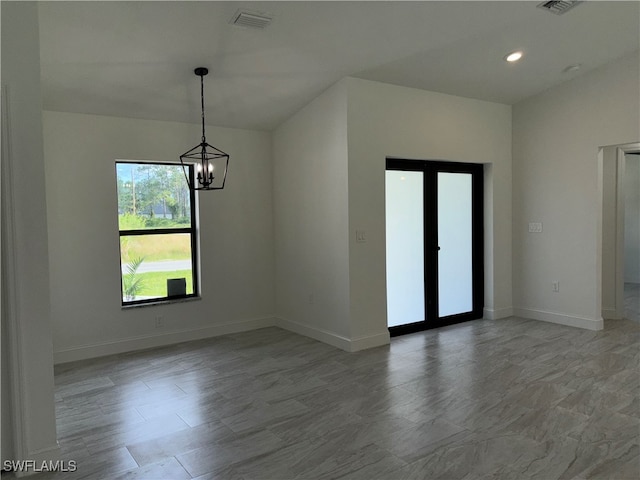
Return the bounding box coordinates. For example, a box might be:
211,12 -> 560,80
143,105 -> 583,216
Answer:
386,158 -> 484,336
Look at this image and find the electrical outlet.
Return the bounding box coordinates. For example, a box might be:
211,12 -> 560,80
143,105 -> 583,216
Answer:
155,316 -> 164,328
528,222 -> 543,233
552,281 -> 560,293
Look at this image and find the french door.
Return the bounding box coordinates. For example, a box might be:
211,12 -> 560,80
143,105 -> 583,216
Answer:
385,159 -> 484,335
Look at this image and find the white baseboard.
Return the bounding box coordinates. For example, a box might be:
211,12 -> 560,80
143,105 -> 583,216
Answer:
54,315 -> 391,364
350,331 -> 390,352
513,307 -> 603,331
53,317 -> 277,364
483,307 -> 514,320
275,316 -> 352,351
275,316 -> 390,352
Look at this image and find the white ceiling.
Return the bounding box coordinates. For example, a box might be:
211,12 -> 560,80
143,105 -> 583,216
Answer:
38,1 -> 640,131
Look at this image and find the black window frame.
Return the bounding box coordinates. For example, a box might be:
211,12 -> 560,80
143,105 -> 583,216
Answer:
116,160 -> 199,307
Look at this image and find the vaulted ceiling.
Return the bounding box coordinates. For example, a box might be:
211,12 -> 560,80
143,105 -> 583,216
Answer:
38,1 -> 640,131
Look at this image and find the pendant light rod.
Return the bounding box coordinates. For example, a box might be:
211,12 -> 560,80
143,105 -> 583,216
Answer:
194,67 -> 208,143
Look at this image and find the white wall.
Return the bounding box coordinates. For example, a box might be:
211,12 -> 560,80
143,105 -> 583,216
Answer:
1,0 -> 59,465
272,80 -> 352,349
513,52 -> 640,329
273,78 -> 512,351
346,78 -> 513,342
625,154 -> 640,283
43,111 -> 274,362
1,82 -> 11,468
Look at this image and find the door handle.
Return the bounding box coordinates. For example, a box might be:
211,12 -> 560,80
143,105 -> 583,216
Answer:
437,246 -> 441,251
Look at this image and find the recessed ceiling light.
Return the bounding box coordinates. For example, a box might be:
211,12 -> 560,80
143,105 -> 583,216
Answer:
504,51 -> 523,63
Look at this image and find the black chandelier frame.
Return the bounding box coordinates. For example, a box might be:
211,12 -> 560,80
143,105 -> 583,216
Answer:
180,67 -> 229,191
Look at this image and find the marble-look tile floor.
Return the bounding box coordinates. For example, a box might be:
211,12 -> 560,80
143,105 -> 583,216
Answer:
4,316 -> 639,480
625,282 -> 640,322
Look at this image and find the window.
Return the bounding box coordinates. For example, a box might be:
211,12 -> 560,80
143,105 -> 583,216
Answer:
116,161 -> 198,305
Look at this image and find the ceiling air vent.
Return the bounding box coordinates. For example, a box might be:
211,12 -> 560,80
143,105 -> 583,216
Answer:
230,9 -> 273,29
537,1 -> 584,15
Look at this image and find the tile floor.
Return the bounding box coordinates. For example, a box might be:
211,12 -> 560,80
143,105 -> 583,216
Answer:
3,314 -> 639,479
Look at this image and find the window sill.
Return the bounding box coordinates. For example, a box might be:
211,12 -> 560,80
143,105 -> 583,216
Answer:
121,296 -> 201,310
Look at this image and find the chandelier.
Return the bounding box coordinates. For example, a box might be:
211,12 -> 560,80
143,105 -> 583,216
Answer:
180,67 -> 229,191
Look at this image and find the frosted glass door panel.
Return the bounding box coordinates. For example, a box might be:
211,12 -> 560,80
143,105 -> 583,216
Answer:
437,172 -> 473,317
386,171 -> 425,327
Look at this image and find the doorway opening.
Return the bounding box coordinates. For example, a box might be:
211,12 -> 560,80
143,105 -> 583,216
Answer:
601,142 -> 640,322
385,159 -> 484,335
623,151 -> 639,321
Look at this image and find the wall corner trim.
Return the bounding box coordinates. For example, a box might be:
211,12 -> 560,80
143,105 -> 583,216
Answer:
513,307 -> 604,331
2,82 -> 29,467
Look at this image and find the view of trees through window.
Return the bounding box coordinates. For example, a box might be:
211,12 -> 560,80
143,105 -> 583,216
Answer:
116,162 -> 197,304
